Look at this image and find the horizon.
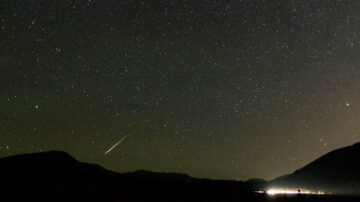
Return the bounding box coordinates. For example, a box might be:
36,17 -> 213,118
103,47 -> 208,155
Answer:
1,140 -> 359,182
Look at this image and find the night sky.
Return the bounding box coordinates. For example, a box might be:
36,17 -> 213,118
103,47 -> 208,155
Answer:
2,0 -> 360,181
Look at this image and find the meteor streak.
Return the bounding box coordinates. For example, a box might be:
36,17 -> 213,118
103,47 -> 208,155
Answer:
105,135 -> 129,154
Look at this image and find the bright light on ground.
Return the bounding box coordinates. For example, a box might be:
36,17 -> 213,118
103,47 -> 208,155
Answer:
267,189 -> 310,195
255,188 -> 325,195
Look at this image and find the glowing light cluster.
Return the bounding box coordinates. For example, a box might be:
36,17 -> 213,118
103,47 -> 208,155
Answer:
255,188 -> 325,195
266,189 -> 311,195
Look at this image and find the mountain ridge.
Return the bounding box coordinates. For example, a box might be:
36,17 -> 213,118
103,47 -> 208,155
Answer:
3,142 -> 360,200
0,150 -> 250,202
269,142 -> 360,194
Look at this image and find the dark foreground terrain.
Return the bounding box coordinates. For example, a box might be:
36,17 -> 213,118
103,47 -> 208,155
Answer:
1,150 -> 360,202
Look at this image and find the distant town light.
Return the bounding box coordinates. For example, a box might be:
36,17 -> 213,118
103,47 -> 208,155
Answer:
255,188 -> 325,196
267,189 -> 309,195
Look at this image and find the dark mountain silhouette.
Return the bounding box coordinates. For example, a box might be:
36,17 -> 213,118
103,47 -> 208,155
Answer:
3,149 -> 360,201
0,150 -> 252,202
246,178 -> 267,184
269,142 -> 360,194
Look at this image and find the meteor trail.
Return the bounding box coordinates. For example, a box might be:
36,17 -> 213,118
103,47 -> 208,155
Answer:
105,135 -> 129,155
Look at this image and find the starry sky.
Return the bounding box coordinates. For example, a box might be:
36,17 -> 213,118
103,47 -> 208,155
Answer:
2,0 -> 360,181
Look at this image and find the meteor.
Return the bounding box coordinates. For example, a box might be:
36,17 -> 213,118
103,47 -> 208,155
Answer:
105,135 -> 129,155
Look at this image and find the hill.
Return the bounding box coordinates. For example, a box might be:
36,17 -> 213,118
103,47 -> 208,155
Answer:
3,146 -> 360,201
269,142 -> 360,194
0,151 -> 250,202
